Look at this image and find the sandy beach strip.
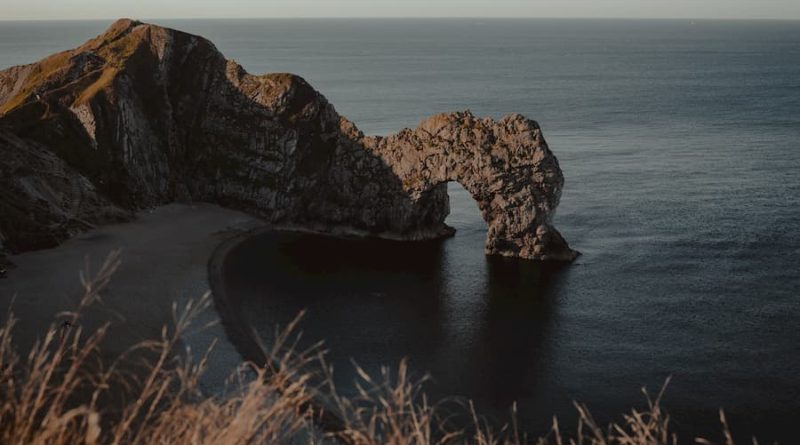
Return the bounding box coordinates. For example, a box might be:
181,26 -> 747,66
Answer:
0,203 -> 265,394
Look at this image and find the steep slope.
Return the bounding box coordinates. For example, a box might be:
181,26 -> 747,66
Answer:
0,19 -> 576,261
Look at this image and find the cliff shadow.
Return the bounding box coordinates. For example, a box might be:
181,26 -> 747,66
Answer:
218,229 -> 451,396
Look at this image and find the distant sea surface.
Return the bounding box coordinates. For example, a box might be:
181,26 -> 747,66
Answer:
3,19 -> 799,443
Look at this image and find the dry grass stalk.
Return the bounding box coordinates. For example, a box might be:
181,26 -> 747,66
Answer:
0,251 -> 759,445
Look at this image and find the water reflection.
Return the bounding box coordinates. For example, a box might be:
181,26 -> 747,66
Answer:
224,233 -> 450,388
465,258 -> 567,406
222,227 -> 569,413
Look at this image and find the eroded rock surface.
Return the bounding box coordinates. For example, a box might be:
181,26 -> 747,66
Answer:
364,112 -> 575,260
0,19 -> 577,261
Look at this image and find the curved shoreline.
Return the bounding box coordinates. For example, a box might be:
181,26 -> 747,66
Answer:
0,204 -> 261,388
206,225 -> 347,433
207,226 -> 271,368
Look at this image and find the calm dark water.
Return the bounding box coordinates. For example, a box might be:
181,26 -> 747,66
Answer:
3,19 -> 800,443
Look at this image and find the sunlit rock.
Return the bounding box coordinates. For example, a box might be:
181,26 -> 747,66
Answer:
0,19 -> 576,261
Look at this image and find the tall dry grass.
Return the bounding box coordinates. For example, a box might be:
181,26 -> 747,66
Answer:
0,252 -> 751,445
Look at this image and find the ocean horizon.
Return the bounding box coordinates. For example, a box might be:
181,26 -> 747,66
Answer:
1,17 -> 799,444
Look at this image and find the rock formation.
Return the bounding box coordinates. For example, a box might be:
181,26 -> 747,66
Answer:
365,112 -> 573,260
0,19 -> 577,261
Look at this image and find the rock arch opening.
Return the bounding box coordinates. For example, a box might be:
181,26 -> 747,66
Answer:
365,111 -> 578,261
0,19 -> 576,262
444,182 -> 489,236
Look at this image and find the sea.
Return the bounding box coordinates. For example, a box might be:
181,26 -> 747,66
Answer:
2,18 -> 799,443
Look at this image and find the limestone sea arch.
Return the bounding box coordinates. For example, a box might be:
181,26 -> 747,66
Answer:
363,112 -> 576,261
0,19 -> 577,261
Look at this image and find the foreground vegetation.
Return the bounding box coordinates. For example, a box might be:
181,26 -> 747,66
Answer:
0,253 -> 750,444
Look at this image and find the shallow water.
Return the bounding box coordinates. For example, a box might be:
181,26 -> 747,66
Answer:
3,18 -> 800,443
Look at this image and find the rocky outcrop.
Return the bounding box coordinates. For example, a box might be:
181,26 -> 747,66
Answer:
0,130 -> 129,252
364,112 -> 574,260
0,19 -> 577,261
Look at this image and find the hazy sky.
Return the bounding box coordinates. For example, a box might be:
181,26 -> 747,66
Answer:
1,0 -> 799,20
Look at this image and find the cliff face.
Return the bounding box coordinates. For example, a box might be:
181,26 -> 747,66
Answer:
0,129 -> 129,253
0,19 -> 577,261
365,112 -> 573,260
